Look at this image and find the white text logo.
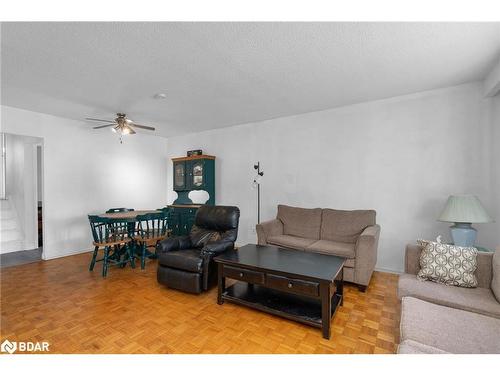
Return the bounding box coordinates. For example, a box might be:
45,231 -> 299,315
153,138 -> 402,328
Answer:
1,339 -> 50,354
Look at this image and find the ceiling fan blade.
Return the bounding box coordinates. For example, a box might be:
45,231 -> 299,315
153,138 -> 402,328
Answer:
93,124 -> 116,129
85,117 -> 114,123
131,123 -> 156,131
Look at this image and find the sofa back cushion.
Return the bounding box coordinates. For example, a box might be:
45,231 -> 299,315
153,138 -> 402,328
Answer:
277,205 -> 322,239
320,209 -> 376,243
492,249 -> 500,303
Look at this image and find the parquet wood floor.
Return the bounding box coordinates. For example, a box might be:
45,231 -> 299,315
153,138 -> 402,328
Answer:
0,252 -> 400,354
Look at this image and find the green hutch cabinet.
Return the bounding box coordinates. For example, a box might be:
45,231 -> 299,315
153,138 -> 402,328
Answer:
168,155 -> 215,236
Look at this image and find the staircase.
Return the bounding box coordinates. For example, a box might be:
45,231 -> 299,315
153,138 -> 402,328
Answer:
0,198 -> 24,253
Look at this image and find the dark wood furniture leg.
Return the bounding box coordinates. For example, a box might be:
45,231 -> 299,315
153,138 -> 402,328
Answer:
358,285 -> 367,293
320,281 -> 331,339
336,267 -> 344,306
217,263 -> 225,305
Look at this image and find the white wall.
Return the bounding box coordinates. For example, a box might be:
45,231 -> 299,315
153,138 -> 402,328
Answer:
5,133 -> 26,237
166,82 -> 499,273
490,95 -> 500,248
0,105 -> 169,259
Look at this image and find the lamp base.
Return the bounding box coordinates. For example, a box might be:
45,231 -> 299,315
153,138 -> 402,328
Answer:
450,223 -> 477,247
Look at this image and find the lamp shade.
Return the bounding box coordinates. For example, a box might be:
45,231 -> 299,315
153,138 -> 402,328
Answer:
438,195 -> 493,223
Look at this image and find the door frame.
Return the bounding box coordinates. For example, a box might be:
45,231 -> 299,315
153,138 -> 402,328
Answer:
32,142 -> 45,259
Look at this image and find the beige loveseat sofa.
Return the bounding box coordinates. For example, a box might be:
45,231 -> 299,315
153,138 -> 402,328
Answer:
256,204 -> 380,290
397,244 -> 500,354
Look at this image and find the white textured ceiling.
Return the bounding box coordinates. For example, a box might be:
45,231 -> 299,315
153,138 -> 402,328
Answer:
2,22 -> 500,137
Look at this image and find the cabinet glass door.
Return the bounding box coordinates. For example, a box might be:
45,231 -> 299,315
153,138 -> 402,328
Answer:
174,162 -> 186,190
191,161 -> 204,188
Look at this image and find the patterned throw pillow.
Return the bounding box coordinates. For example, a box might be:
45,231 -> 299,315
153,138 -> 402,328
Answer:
417,240 -> 478,288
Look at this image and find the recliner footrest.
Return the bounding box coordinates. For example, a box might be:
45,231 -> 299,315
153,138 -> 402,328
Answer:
157,265 -> 202,294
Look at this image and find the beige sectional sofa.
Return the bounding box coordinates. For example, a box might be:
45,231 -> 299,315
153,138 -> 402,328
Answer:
256,204 -> 380,290
397,244 -> 500,354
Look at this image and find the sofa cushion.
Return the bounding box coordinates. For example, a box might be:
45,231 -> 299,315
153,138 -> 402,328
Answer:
267,235 -> 316,250
417,240 -> 478,288
306,240 -> 355,258
157,249 -> 203,273
320,209 -> 375,243
398,273 -> 500,319
400,297 -> 500,354
492,249 -> 500,303
397,339 -> 449,354
277,205 -> 322,240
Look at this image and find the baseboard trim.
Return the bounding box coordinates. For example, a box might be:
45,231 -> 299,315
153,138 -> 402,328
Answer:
374,267 -> 402,275
43,248 -> 92,261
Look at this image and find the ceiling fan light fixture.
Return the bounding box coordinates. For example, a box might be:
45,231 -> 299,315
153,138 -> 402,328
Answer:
121,126 -> 132,135
86,113 -> 154,143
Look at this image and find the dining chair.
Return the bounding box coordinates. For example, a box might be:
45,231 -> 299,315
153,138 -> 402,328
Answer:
88,215 -> 135,277
133,211 -> 171,269
105,207 -> 136,236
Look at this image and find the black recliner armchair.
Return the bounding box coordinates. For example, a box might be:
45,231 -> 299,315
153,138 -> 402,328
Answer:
157,205 -> 240,294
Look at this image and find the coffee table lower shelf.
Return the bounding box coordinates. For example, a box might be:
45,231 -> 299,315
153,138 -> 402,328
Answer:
221,281 -> 342,329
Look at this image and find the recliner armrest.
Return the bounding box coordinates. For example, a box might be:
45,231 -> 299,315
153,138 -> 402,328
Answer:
256,219 -> 283,245
200,241 -> 234,257
157,235 -> 192,253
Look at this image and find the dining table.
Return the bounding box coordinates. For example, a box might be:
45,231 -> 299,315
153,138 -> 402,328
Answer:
96,209 -> 166,261
98,210 -> 162,221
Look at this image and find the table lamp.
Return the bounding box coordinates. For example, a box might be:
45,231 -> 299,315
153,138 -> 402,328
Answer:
438,195 -> 493,247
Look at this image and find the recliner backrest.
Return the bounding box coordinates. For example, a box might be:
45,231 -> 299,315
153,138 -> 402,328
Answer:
190,205 -> 240,246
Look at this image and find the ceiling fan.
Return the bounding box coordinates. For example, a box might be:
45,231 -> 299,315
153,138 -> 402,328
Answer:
85,113 -> 155,137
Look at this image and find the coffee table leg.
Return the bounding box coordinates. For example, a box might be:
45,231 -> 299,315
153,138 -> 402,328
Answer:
337,267 -> 344,306
217,263 -> 225,305
320,282 -> 331,339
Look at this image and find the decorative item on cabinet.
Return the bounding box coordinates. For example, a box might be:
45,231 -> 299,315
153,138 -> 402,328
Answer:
187,149 -> 203,157
168,154 -> 216,236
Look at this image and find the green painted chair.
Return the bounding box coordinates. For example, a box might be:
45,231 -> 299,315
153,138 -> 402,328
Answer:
133,211 -> 171,269
88,215 -> 135,277
105,208 -> 136,236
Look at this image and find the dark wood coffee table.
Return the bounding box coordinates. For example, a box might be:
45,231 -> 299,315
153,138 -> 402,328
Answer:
214,244 -> 345,339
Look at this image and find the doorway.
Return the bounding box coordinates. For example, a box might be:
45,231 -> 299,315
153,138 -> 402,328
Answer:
0,133 -> 44,268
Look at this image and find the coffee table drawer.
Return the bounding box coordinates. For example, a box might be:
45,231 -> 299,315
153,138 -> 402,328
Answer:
223,266 -> 265,285
266,274 -> 319,297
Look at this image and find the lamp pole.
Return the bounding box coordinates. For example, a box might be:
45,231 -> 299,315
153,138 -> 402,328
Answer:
254,162 -> 264,224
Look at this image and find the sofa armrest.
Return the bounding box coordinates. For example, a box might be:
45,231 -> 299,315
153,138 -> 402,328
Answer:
256,219 -> 283,245
405,244 -> 423,275
157,235 -> 192,254
354,224 -> 380,286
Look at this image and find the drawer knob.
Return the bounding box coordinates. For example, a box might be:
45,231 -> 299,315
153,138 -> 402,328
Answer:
288,282 -> 293,288
239,272 -> 244,277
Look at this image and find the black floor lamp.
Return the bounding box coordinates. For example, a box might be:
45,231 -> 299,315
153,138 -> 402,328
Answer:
253,162 -> 264,224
